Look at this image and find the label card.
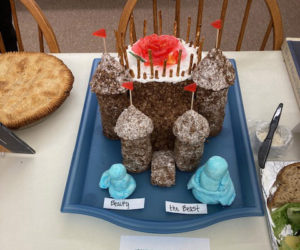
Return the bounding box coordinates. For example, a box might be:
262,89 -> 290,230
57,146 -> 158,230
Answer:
103,198 -> 145,210
119,235 -> 210,250
165,201 -> 207,214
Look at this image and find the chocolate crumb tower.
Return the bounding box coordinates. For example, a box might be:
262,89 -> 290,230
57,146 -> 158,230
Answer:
173,110 -> 210,172
114,105 -> 154,173
192,48 -> 235,136
151,150 -> 176,187
90,53 -> 132,139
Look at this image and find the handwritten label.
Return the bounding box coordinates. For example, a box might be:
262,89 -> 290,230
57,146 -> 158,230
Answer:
119,236 -> 210,250
103,198 -> 145,210
165,201 -> 207,214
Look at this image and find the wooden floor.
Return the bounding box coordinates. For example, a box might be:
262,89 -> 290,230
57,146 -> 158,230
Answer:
16,0 -> 300,53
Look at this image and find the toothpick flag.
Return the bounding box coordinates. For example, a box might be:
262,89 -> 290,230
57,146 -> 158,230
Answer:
93,28 -> 107,53
184,83 -> 197,92
211,19 -> 222,49
211,19 -> 222,29
122,82 -> 134,105
122,82 -> 134,90
184,83 -> 197,110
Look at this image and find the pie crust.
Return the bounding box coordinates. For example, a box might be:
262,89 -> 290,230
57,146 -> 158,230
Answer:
0,52 -> 74,129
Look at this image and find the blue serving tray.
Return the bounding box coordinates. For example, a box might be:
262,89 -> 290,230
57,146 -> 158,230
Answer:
61,58 -> 264,233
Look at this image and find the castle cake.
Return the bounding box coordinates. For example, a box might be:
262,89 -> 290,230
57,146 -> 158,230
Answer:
90,35 -> 235,152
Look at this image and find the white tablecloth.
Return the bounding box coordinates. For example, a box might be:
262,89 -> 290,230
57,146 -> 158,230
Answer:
1,51 -> 299,250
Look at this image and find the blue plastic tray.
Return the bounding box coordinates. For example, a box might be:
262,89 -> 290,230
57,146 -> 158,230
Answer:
61,58 -> 264,233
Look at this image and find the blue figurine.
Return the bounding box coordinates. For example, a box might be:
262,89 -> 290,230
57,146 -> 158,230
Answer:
187,156 -> 236,206
99,163 -> 136,199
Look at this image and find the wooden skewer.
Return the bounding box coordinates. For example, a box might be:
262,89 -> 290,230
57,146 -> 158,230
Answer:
129,90 -> 133,106
169,69 -> 173,78
186,17 -> 191,42
158,10 -> 162,35
148,49 -> 154,78
176,49 -> 182,77
130,13 -> 137,43
129,69 -> 135,78
197,37 -> 205,63
143,72 -> 147,79
137,58 -> 141,79
143,20 -> 147,37
189,41 -> 193,47
194,26 -> 200,48
162,59 -> 167,77
191,92 -> 195,110
173,21 -> 177,37
195,0 -> 204,39
123,47 -> 129,69
153,0 -> 158,34
181,71 -> 185,77
121,33 -> 129,69
175,0 -> 181,37
193,63 -> 196,70
155,70 -> 159,79
188,54 -> 194,74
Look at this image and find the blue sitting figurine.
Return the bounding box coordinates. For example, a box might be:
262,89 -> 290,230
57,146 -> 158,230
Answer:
187,156 -> 236,206
99,163 -> 136,199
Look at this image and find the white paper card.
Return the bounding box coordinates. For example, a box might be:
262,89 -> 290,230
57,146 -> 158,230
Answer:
119,236 -> 210,250
103,198 -> 145,210
165,201 -> 207,214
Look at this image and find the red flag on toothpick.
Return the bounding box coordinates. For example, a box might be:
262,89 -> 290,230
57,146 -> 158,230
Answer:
211,19 -> 222,29
184,83 -> 197,110
93,28 -> 107,53
122,82 -> 134,91
211,19 -> 222,49
122,82 -> 134,105
93,29 -> 106,38
184,83 -> 197,92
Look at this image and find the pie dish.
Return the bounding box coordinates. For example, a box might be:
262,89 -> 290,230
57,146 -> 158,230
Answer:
0,52 -> 74,129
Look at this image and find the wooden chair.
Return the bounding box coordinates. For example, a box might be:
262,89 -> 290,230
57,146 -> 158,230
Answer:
117,0 -> 283,51
0,0 -> 60,53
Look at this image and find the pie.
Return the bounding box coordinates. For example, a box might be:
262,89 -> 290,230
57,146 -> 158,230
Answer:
0,52 -> 74,129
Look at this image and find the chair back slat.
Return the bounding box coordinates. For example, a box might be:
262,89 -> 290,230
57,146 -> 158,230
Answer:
260,19 -> 273,50
10,0 -> 24,51
38,25 -> 44,52
175,0 -> 181,37
217,0 -> 228,49
264,0 -> 283,49
21,0 -> 60,52
153,0 -> 158,34
236,0 -> 252,51
0,33 -> 6,53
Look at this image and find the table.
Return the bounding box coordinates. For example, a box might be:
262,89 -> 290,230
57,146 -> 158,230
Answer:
1,52 -> 299,250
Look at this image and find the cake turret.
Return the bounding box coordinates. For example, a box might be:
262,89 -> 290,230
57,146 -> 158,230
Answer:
90,53 -> 132,139
192,48 -> 235,136
173,110 -> 210,172
115,105 -> 154,173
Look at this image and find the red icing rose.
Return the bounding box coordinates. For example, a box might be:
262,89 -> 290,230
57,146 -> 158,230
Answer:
132,34 -> 187,66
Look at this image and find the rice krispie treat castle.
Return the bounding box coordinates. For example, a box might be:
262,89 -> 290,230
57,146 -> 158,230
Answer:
91,15 -> 235,188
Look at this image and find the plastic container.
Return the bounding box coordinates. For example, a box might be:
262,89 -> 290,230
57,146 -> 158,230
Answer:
254,121 -> 292,159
